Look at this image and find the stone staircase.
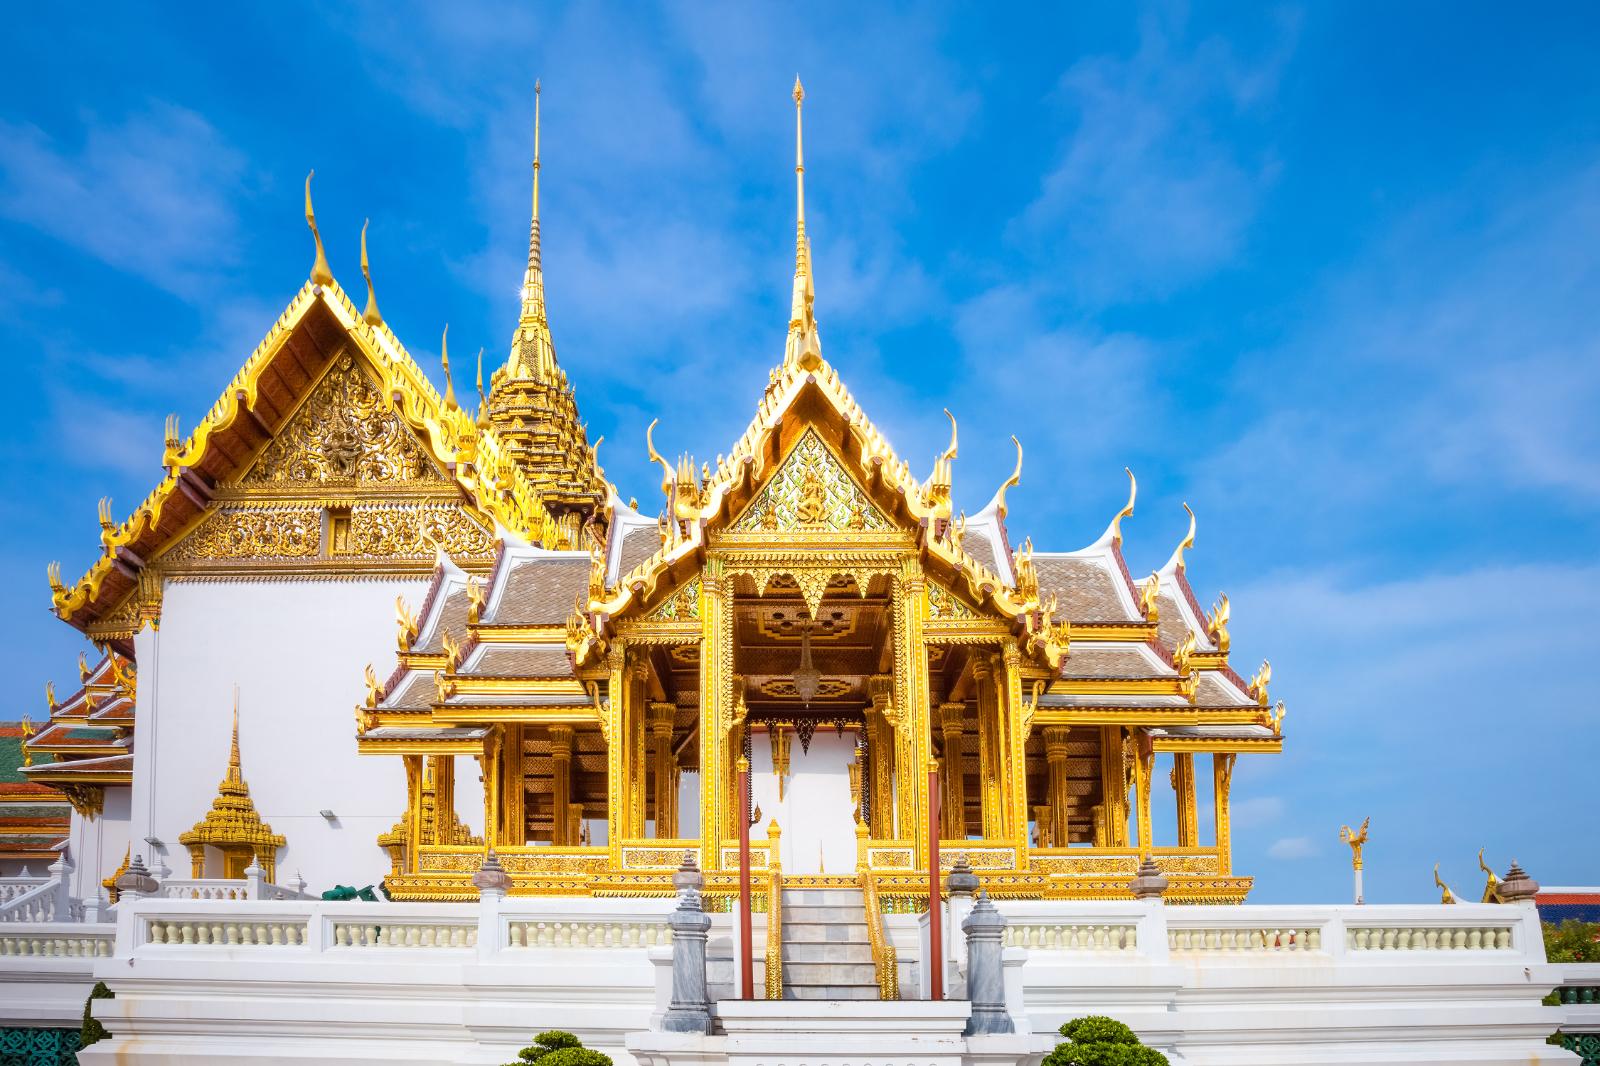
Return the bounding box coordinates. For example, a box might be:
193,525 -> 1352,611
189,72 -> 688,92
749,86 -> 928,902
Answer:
779,886 -> 881,1000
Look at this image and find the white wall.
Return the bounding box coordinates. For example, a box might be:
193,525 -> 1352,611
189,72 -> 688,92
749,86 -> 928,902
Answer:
130,577 -> 429,893
749,730 -> 858,875
66,786 -> 131,900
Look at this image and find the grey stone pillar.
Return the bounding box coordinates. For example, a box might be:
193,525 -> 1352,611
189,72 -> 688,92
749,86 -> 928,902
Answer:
946,856 -> 980,989
961,890 -> 1014,1035
1128,855 -> 1168,900
661,852 -> 713,1035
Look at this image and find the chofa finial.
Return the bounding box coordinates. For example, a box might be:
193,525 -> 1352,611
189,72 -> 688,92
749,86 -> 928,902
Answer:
360,219 -> 383,326
304,171 -> 334,287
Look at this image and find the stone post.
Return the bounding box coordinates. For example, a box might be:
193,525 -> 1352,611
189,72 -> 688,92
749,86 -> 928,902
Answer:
661,852 -> 712,1035
115,855 -> 159,956
961,891 -> 1014,1035
473,850 -> 510,963
244,856 -> 266,900
1129,855 -> 1168,900
47,850 -> 74,922
946,856 -> 980,995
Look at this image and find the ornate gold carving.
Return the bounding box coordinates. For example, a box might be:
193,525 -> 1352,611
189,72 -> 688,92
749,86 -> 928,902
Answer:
731,429 -> 894,534
57,783 -> 106,821
927,583 -> 973,620
759,678 -> 851,699
648,578 -> 701,621
246,354 -> 443,485
348,504 -> 494,558
168,506 -> 320,560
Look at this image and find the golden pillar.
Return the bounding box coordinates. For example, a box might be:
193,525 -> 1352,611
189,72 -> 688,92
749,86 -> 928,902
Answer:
629,652 -> 650,838
431,755 -> 456,845
549,725 -> 574,846
501,723 -> 525,847
1091,803 -> 1106,848
605,640 -> 627,855
569,802 -> 584,845
972,657 -> 1002,839
1042,725 -> 1071,850
897,558 -> 932,868
649,702 -> 677,838
997,644 -> 1029,852
866,675 -> 897,838
403,754 -> 423,873
480,727 -> 503,852
1032,804 -> 1052,848
1132,730 -> 1153,853
1214,753 -> 1236,874
938,702 -> 966,840
1098,727 -> 1127,847
700,559 -> 732,866
1173,752 -> 1198,848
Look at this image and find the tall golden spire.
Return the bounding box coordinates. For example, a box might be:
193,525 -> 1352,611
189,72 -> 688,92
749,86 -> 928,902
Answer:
785,77 -> 822,370
505,79 -> 557,382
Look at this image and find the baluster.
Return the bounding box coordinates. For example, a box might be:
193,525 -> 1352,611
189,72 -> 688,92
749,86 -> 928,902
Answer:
467,927 -> 477,948
1496,928 -> 1511,949
510,922 -> 525,948
1127,925 -> 1138,951
537,921 -> 549,947
1452,929 -> 1467,949
1468,928 -> 1482,950
212,922 -> 225,945
179,921 -> 194,945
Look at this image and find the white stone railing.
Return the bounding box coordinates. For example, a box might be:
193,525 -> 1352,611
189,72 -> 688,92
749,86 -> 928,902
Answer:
0,922 -> 117,957
146,915 -> 310,946
496,898 -> 677,954
1005,922 -> 1141,951
0,875 -> 48,904
1343,922 -> 1515,950
1167,924 -> 1321,952
504,917 -> 672,949
0,857 -> 80,923
330,917 -> 477,949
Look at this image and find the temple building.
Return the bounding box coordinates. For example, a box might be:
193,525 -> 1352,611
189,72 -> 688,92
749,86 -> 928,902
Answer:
27,81 -> 1283,905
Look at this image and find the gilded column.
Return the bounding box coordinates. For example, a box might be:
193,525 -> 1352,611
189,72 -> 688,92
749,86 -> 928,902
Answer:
403,754 -> 423,874
649,702 -> 677,839
1032,804 -> 1052,848
629,652 -> 651,838
1132,730 -> 1153,853
481,727 -> 503,852
938,702 -> 966,840
896,559 -> 932,869
501,723 -> 525,847
549,725 -> 574,846
699,558 -> 731,866
605,640 -> 628,858
1042,726 -> 1071,850
432,755 -> 456,845
1091,804 -> 1106,848
998,643 -> 1029,860
1214,753 -> 1236,875
1173,752 -> 1198,848
972,657 -> 1002,839
864,687 -> 896,840
1099,727 -> 1126,848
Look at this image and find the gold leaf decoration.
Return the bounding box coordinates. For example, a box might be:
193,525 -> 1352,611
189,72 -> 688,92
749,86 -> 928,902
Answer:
731,429 -> 894,533
168,507 -> 321,560
246,354 -> 444,485
647,578 -> 701,621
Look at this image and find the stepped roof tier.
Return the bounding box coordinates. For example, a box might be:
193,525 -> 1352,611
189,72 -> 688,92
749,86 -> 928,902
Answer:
18,651 -> 136,822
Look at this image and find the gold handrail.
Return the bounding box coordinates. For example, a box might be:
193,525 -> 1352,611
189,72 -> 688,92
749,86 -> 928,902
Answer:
764,821 -> 783,999
859,865 -> 899,999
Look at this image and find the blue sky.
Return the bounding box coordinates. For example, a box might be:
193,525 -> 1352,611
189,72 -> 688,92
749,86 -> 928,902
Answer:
2,2 -> 1597,903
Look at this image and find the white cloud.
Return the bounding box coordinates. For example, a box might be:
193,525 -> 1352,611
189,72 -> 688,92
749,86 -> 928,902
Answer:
1230,796 -> 1284,830
1267,836 -> 1318,860
0,102 -> 248,299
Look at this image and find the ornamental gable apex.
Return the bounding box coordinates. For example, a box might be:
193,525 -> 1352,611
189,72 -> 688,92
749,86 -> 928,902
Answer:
725,427 -> 896,535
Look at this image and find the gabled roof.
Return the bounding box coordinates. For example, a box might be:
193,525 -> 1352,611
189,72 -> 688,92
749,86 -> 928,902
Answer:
48,277 -> 571,634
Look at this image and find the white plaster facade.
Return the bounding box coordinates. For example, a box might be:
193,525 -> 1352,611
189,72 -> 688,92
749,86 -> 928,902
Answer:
130,576 -> 429,893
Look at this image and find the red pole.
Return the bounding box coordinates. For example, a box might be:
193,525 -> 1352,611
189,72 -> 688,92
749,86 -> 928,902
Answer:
928,768 -> 942,1001
738,756 -> 753,1000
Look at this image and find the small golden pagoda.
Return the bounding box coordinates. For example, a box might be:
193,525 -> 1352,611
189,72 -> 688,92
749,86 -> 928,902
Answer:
179,710 -> 286,881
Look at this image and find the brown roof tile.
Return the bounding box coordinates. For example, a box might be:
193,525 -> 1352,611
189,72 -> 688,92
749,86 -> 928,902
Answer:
1061,647 -> 1165,678
470,647 -> 574,677
1037,557 -> 1133,621
418,590 -> 470,654
617,527 -> 660,580
494,559 -> 590,625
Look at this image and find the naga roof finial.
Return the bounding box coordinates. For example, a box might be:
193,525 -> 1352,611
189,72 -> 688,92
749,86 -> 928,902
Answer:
360,218 -> 383,326
1109,467 -> 1136,545
304,171 -> 334,287
995,436 -> 1023,519
1174,502 -> 1196,572
440,325 -> 457,411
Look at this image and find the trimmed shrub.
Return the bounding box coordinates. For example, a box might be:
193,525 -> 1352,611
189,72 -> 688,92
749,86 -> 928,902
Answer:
1043,1015 -> 1169,1066
80,980 -> 114,1048
1544,921 -> 1600,964
505,1030 -> 612,1066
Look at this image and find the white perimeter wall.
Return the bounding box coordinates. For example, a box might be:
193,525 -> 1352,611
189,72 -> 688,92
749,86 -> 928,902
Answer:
67,787 -> 132,900
129,577 -> 429,894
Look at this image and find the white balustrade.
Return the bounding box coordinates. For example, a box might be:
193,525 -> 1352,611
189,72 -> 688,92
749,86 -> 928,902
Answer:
1344,925 -> 1514,950
330,921 -> 476,948
504,919 -> 672,949
146,917 -> 309,946
0,924 -> 116,957
0,877 -> 48,904
160,882 -> 251,901
1003,923 -> 1139,951
1167,925 -> 1322,952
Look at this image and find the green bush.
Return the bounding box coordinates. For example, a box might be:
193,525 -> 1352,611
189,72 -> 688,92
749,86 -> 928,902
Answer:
80,980 -> 114,1048
1544,921 -> 1600,963
1043,1016 -> 1168,1066
505,1030 -> 612,1066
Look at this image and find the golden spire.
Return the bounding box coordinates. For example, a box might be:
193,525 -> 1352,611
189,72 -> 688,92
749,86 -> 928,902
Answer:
505,79 -> 558,382
225,688 -> 243,790
785,76 -> 822,371
441,324 -> 458,410
305,171 -> 334,287
360,218 -> 383,326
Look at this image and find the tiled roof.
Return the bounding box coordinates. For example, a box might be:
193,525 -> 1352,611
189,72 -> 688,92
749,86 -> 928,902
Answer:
493,559 -> 588,625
